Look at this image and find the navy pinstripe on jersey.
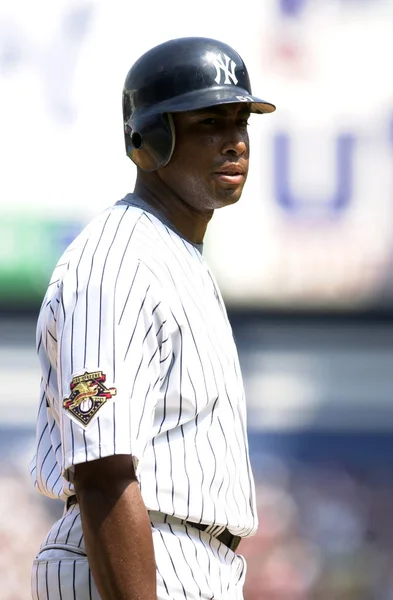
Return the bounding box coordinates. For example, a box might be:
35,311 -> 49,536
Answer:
30,196 -> 258,537
31,506 -> 247,599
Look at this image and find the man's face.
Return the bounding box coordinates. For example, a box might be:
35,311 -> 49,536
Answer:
157,103 -> 251,212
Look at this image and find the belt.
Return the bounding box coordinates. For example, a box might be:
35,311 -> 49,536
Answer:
66,496 -> 241,552
185,520 -> 241,552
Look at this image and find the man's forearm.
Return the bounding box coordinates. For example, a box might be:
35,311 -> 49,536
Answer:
76,479 -> 157,600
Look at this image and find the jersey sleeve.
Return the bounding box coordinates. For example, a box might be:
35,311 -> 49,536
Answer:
56,250 -> 170,483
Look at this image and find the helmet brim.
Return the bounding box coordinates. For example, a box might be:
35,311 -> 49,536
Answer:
133,86 -> 276,121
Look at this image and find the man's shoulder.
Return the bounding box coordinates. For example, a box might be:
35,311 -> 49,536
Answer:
63,202 -> 148,258
49,199 -> 200,293
85,201 -> 171,244
55,204 -> 170,281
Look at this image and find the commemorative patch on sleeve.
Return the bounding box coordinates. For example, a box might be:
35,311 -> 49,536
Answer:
63,371 -> 117,427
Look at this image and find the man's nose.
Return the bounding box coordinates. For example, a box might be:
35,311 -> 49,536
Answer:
221,128 -> 248,156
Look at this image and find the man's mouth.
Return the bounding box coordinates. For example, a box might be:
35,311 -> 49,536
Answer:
214,164 -> 245,184
215,163 -> 244,176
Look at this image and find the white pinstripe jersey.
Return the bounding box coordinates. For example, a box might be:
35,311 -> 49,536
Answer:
30,195 -> 258,538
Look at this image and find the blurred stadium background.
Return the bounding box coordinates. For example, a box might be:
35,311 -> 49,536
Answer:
1,0 -> 393,597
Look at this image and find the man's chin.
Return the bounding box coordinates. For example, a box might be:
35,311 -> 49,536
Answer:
213,188 -> 243,208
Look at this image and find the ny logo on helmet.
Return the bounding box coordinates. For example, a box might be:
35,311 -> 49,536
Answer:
211,52 -> 238,85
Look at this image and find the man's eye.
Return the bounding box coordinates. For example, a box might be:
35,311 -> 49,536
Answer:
198,117 -> 249,127
200,118 -> 217,125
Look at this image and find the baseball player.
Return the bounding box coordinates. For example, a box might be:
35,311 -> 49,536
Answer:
29,36 -> 276,599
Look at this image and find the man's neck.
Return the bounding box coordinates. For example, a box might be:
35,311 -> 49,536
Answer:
133,173 -> 213,245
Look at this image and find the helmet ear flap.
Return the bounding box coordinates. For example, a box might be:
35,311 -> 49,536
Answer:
124,113 -> 175,171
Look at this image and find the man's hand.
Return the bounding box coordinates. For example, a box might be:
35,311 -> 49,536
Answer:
74,454 -> 156,600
